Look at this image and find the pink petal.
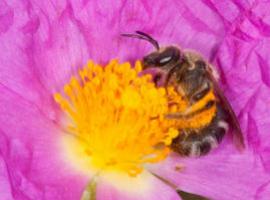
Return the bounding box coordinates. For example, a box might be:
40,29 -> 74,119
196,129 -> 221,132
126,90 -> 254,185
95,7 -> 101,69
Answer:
0,85 -> 88,199
96,172 -> 181,200
255,181 -> 270,200
1,0 -> 229,97
0,155 -> 13,200
212,1 -> 270,169
1,0 -> 270,199
0,0 -> 89,106
150,145 -> 270,200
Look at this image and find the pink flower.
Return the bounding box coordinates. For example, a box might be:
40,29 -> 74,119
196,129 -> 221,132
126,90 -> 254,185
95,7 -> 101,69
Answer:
1,0 -> 270,200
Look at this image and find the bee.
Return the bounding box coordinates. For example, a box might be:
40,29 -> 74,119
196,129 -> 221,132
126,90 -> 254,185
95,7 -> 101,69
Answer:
122,31 -> 245,156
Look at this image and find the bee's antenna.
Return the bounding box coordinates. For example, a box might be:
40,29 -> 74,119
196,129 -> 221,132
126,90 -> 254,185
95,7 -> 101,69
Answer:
121,31 -> 160,50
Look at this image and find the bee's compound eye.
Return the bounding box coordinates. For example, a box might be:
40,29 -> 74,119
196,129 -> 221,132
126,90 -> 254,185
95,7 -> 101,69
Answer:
142,47 -> 180,69
158,56 -> 172,65
157,47 -> 180,66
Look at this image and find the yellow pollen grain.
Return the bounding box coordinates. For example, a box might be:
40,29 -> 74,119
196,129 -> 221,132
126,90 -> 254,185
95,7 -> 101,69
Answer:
54,59 -> 179,176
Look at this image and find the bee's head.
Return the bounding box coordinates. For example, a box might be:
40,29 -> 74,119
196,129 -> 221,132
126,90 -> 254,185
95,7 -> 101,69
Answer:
121,31 -> 182,85
142,46 -> 181,69
121,31 -> 181,69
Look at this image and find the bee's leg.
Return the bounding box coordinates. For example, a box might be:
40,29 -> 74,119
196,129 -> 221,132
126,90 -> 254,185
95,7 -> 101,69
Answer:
171,130 -> 218,156
171,104 -> 229,156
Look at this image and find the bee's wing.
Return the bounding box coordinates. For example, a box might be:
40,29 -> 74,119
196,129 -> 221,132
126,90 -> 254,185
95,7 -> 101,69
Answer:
206,67 -> 245,150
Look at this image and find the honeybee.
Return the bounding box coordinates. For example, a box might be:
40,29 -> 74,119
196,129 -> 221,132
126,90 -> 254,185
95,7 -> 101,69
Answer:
122,31 -> 245,156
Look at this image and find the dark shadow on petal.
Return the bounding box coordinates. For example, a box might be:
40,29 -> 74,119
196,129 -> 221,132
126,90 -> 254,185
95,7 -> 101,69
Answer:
177,190 -> 210,200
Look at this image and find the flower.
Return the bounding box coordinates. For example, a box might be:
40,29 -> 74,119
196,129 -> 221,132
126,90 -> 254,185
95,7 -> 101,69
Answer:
1,0 -> 270,200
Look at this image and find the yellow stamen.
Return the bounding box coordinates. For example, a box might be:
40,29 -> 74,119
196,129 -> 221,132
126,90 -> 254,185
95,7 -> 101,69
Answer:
54,60 -> 178,176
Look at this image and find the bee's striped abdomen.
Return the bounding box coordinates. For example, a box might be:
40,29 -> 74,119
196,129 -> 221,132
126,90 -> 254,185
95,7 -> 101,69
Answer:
171,104 -> 229,156
169,58 -> 229,156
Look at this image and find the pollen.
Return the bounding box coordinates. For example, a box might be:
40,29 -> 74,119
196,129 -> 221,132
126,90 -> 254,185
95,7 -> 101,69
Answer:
165,87 -> 217,129
54,60 -> 179,176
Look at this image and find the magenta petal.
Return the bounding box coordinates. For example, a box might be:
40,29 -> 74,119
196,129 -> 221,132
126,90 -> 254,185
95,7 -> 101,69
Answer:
0,155 -> 13,200
1,0 -> 270,199
69,0 -> 228,60
1,0 -> 230,97
96,172 -> 181,200
150,146 -> 270,200
256,181 -> 270,200
0,0 -> 90,99
212,1 -> 270,167
0,85 -> 88,199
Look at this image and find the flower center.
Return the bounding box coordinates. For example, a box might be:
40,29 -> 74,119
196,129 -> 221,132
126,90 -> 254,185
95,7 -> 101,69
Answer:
54,60 -> 179,176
